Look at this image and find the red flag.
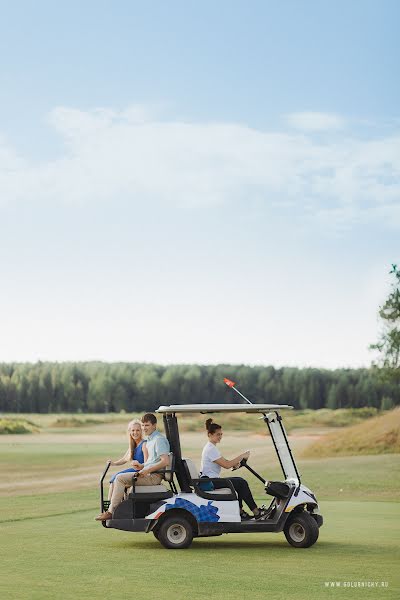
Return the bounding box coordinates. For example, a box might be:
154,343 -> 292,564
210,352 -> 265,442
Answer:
224,378 -> 236,388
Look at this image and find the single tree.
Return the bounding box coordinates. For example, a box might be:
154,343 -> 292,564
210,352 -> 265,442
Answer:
370,264 -> 400,382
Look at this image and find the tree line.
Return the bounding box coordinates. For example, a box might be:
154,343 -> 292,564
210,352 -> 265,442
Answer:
0,362 -> 399,414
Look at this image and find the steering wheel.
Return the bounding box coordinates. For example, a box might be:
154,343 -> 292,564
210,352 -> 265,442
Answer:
231,457 -> 248,471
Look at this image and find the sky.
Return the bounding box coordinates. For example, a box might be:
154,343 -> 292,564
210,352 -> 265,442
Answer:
0,0 -> 399,368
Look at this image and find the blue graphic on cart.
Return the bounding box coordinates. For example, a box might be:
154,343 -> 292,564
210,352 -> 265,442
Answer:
164,498 -> 220,522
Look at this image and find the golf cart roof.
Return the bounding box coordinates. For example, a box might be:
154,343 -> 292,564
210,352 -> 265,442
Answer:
156,403 -> 293,414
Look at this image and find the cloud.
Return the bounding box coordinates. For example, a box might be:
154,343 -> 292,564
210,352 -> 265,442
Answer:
0,134 -> 27,171
0,106 -> 399,228
286,111 -> 346,131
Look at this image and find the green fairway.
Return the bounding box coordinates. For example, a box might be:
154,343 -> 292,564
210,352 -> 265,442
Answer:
1,420 -> 399,599
1,498 -> 399,600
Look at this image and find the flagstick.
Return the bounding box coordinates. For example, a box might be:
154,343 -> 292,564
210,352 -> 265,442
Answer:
231,385 -> 253,406
224,378 -> 267,417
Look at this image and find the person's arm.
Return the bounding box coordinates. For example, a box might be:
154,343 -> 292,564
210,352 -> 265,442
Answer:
142,442 -> 148,463
215,450 -> 250,470
137,453 -> 169,476
108,448 -> 130,466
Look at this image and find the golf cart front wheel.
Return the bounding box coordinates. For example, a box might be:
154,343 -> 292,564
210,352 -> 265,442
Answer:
157,516 -> 194,549
284,512 -> 319,548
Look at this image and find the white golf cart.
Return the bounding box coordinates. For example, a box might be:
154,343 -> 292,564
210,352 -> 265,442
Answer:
99,399 -> 323,549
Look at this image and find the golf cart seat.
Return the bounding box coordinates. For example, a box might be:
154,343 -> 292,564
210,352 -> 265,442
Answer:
128,453 -> 175,500
182,458 -> 237,500
132,485 -> 171,495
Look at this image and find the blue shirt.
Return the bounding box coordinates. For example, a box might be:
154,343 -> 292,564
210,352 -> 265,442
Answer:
144,430 -> 170,468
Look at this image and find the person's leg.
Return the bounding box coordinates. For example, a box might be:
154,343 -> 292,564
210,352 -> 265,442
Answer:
107,482 -> 114,501
134,473 -> 163,486
228,477 -> 257,512
228,477 -> 271,519
97,473 -> 164,520
109,472 -> 138,513
108,469 -> 136,501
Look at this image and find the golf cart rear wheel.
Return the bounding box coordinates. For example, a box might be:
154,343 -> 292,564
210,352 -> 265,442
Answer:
157,516 -> 194,549
284,511 -> 319,548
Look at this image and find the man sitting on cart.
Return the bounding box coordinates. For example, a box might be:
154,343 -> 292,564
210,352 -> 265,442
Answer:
96,413 -> 170,521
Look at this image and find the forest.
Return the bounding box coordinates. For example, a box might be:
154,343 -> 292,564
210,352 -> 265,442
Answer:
0,362 -> 398,413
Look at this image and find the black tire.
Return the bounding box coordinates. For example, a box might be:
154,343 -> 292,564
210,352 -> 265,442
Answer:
153,529 -> 160,540
284,511 -> 319,548
157,515 -> 194,549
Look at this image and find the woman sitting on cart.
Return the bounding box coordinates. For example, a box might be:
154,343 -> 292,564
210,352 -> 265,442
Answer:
107,419 -> 148,501
201,418 -> 268,521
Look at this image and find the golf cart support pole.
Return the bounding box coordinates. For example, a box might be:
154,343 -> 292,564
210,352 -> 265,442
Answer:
275,412 -> 301,484
100,461 -> 111,510
100,461 -> 111,526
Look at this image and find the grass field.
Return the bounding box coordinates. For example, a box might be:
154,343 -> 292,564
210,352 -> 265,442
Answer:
1,415 -> 399,599
0,407 -> 382,434
303,408 -> 400,458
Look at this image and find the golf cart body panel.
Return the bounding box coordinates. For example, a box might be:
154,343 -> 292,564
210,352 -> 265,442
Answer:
106,517 -> 148,532
285,484 -> 318,512
146,491 -> 241,522
99,395 -> 323,548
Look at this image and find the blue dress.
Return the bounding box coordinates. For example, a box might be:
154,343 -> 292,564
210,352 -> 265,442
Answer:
109,440 -> 145,483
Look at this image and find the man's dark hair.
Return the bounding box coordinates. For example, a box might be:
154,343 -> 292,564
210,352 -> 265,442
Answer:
141,413 -> 157,425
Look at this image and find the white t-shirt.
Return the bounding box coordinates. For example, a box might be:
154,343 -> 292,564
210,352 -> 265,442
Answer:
201,441 -> 222,478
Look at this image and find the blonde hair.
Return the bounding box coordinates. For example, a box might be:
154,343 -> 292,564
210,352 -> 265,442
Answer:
127,419 -> 143,458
